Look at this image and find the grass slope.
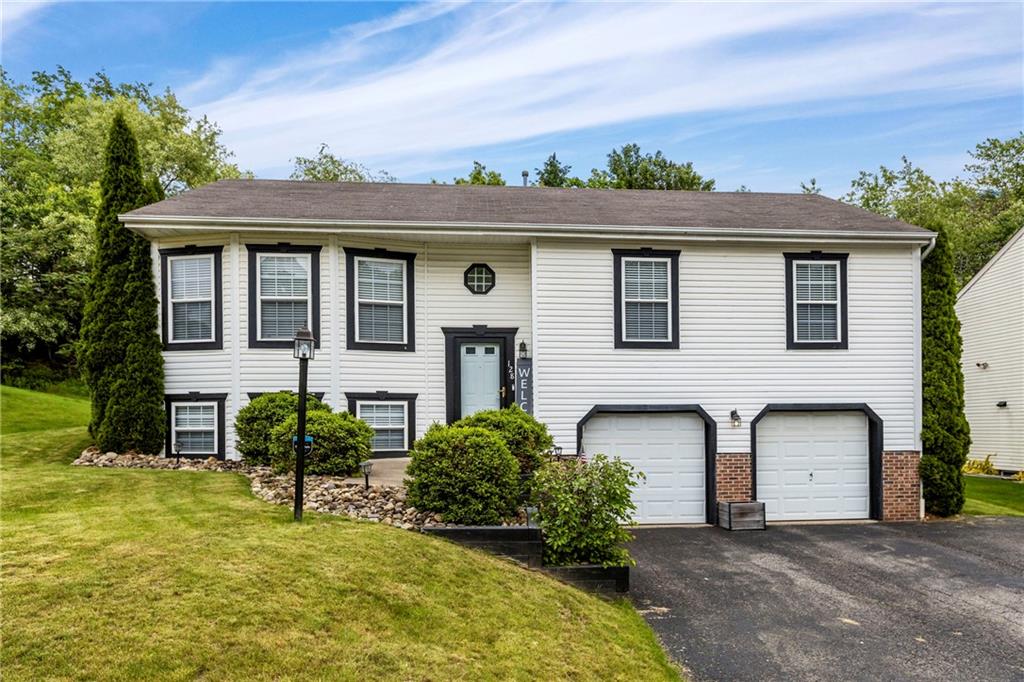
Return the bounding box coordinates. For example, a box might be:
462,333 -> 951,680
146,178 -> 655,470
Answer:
963,476 -> 1024,517
0,387 -> 678,681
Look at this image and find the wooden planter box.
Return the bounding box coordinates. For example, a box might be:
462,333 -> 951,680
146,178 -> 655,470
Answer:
422,526 -> 543,568
718,501 -> 766,530
541,564 -> 630,595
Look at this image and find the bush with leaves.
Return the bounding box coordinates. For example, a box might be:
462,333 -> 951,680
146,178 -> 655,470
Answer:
919,214 -> 971,516
268,410 -> 374,476
962,455 -> 997,475
235,392 -> 330,465
531,455 -> 641,567
453,404 -> 554,476
405,424 -> 519,525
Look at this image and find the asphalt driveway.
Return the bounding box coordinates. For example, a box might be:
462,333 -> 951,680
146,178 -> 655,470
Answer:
630,517 -> 1024,681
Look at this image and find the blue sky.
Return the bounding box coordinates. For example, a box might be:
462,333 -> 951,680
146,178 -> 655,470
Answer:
3,1 -> 1022,195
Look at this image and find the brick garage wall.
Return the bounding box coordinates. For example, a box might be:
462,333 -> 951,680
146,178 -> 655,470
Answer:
716,453 -> 752,502
883,450 -> 921,521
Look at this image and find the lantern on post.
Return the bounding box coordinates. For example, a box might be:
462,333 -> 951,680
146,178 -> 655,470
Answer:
292,325 -> 316,521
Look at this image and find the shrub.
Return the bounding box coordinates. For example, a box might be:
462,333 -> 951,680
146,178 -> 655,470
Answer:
268,410 -> 373,476
1013,471 -> 1024,482
962,455 -> 997,475
531,455 -> 641,567
919,213 -> 971,516
454,404 -> 554,476
236,392 -> 330,465
405,424 -> 519,525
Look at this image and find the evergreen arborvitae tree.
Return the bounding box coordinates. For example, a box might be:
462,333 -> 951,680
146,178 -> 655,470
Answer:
919,212 -> 971,516
79,113 -> 165,453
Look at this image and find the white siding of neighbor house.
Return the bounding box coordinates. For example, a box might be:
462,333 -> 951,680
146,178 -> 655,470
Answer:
154,233 -> 531,459
533,239 -> 921,454
955,229 -> 1024,471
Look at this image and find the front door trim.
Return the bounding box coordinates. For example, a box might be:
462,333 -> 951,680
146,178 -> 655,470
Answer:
577,404 -> 718,524
750,403 -> 883,521
442,326 -> 517,423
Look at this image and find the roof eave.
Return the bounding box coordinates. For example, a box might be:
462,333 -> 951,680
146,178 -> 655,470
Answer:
119,213 -> 935,243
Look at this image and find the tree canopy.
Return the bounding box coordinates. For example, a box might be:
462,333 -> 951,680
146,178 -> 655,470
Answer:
0,68 -> 246,376
290,143 -> 395,183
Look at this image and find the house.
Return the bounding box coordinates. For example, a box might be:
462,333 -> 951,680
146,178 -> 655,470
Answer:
121,180 -> 934,524
955,227 -> 1023,473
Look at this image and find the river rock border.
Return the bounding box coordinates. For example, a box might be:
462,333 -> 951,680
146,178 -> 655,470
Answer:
72,448 -> 525,530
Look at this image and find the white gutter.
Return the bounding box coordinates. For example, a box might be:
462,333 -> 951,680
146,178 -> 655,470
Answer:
119,213 -> 936,244
921,234 -> 937,260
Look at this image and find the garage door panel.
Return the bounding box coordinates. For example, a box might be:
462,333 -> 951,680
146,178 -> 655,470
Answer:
584,412 -> 706,525
757,412 -> 870,522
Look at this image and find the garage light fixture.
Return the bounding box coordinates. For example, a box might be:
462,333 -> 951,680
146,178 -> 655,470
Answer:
730,409 -> 742,428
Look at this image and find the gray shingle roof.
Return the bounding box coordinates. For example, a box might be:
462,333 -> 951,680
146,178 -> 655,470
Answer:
123,179 -> 932,236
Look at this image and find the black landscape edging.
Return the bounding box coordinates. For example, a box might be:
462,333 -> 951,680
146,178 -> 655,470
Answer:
540,564 -> 630,594
422,525 -> 630,593
422,525 -> 543,568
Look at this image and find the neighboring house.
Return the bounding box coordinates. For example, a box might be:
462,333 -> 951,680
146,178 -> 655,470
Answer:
955,227 -> 1024,473
121,180 -> 934,524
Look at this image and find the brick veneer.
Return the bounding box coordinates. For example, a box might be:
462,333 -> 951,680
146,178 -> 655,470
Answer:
882,450 -> 922,521
716,453 -> 752,502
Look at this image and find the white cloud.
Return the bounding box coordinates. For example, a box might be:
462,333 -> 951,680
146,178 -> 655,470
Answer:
1,0 -> 53,37
180,1 -> 1023,177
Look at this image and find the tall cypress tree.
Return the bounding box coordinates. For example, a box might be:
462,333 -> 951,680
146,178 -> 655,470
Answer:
918,211 -> 971,516
79,113 -> 165,453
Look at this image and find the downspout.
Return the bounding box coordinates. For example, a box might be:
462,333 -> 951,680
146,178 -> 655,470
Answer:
921,234 -> 937,260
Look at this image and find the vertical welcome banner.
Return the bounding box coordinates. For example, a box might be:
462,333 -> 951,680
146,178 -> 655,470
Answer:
516,358 -> 533,414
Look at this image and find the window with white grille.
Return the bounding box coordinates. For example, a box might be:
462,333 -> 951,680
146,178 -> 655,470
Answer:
622,257 -> 671,341
169,255 -> 215,342
358,401 -> 407,451
171,403 -> 216,454
258,254 -> 310,340
355,257 -> 406,344
794,261 -> 840,342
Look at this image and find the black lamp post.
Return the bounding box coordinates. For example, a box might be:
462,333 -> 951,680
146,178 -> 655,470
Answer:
292,325 -> 316,521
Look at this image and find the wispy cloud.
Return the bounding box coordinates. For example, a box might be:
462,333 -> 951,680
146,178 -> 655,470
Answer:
1,0 -> 54,37
181,1 -> 1022,178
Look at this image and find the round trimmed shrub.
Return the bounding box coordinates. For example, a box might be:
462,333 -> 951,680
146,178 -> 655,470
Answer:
235,392 -> 330,465
268,410 -> 373,476
454,404 -> 554,475
405,424 -> 519,525
531,455 -> 641,567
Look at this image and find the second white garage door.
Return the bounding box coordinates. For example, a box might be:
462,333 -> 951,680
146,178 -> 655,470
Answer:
582,412 -> 706,524
756,411 -> 870,521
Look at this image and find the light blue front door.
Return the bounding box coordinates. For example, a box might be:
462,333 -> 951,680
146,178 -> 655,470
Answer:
461,343 -> 501,417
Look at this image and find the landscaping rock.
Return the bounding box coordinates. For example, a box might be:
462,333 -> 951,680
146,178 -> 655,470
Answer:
71,447 -> 526,531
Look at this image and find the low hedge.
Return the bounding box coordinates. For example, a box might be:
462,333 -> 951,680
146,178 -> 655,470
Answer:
268,410 -> 374,476
531,455 -> 641,568
454,404 -> 554,476
405,424 -> 519,525
235,392 -> 330,465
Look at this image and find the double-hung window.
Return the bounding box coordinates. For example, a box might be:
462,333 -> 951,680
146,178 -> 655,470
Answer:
160,246 -> 223,351
347,392 -> 417,455
785,252 -> 848,349
247,245 -> 321,349
345,247 -> 416,352
165,393 -> 226,458
612,249 -> 680,349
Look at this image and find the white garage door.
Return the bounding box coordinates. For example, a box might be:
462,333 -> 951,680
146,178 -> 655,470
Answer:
583,412 -> 706,524
757,411 -> 870,521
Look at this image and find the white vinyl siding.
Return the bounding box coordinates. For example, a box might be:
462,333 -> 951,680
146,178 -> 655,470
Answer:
956,229 -> 1024,471
169,255 -> 214,342
258,254 -> 310,340
794,261 -> 840,342
358,401 -> 407,451
355,257 -> 406,344
622,257 -> 670,341
535,240 -> 919,453
171,402 -> 216,454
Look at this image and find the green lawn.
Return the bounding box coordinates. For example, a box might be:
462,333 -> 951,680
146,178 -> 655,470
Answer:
963,475 -> 1024,517
0,387 -> 678,681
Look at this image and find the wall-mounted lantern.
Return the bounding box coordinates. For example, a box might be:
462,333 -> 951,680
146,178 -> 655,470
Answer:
730,409 -> 742,428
